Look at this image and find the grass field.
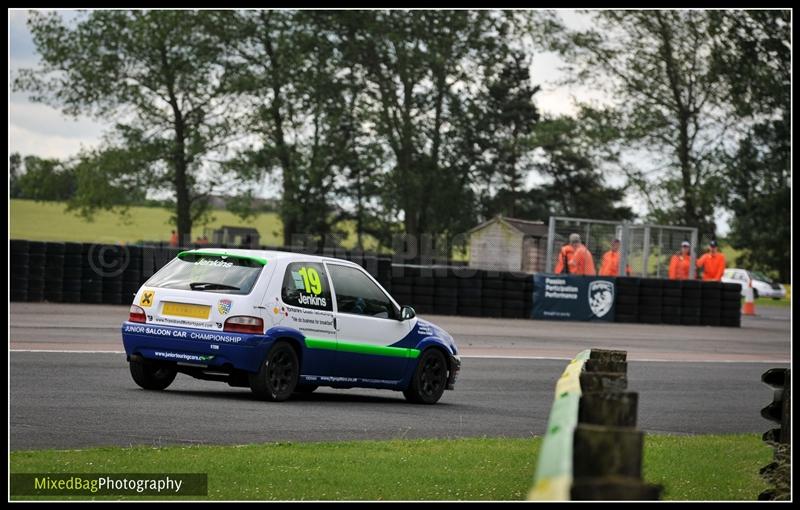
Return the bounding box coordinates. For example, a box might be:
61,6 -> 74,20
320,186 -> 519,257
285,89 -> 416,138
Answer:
10,199 -> 284,245
10,434 -> 771,501
9,199 -> 383,251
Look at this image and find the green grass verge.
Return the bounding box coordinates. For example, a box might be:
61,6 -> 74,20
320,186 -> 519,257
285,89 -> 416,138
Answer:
10,434 -> 771,501
644,434 -> 771,501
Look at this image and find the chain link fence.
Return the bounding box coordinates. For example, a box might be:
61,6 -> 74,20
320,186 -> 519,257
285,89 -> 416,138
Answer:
545,216 -> 700,279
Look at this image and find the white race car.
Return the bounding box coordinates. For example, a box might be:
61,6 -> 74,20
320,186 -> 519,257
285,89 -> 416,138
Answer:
121,249 -> 460,404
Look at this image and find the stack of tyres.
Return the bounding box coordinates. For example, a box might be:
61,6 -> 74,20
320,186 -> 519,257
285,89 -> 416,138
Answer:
376,257 -> 392,292
44,242 -> 65,303
80,243 -> 104,304
360,255 -> 379,281
720,282 -> 742,327
411,270 -> 435,315
433,270 -> 459,316
661,279 -> 682,325
680,280 -> 702,325
639,278 -> 663,324
481,273 -> 505,318
700,281 -> 722,326
456,271 -> 483,317
122,245 -> 144,304
523,276 -> 534,319
101,245 -> 127,305
27,241 -> 47,302
502,272 -> 527,318
10,240 -> 29,302
389,265 -> 414,309
614,277 -> 640,323
62,242 -> 83,303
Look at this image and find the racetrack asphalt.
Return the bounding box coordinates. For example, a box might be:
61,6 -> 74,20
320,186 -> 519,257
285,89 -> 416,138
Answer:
9,303 -> 791,450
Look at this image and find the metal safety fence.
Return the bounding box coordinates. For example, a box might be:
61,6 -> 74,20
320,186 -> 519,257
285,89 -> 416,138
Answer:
545,217 -> 700,279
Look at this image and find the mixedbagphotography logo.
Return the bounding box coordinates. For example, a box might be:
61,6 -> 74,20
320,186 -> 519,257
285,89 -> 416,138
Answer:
87,243 -> 131,278
10,473 -> 208,497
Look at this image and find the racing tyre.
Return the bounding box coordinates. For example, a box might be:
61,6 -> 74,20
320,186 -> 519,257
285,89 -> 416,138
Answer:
129,359 -> 177,390
249,341 -> 299,402
404,348 -> 448,405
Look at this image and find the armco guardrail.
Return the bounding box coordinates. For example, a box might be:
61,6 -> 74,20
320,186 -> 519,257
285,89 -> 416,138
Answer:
528,349 -> 591,499
759,368 -> 790,501
529,349 -> 661,501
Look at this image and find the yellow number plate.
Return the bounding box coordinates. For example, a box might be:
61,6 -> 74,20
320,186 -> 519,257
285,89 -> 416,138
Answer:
162,302 -> 211,320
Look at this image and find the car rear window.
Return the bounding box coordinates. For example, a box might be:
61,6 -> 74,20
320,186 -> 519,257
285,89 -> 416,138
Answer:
144,253 -> 264,295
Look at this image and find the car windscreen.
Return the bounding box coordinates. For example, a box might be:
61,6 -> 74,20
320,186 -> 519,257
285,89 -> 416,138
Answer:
144,253 -> 264,295
750,271 -> 773,284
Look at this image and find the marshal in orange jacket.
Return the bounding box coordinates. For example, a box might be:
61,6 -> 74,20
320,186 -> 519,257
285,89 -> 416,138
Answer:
668,254 -> 692,280
554,243 -> 596,276
598,249 -> 631,277
696,252 -> 726,281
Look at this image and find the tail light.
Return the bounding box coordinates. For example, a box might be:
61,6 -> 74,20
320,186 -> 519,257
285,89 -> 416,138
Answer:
224,316 -> 264,334
129,305 -> 146,323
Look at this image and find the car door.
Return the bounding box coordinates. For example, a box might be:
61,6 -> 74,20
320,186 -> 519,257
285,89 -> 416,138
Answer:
277,260 -> 338,377
326,263 -> 415,382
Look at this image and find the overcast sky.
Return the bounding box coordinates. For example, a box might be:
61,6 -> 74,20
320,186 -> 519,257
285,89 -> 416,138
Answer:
7,9 -> 731,234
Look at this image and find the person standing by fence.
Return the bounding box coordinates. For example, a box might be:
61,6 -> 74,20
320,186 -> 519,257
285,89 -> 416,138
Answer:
598,238 -> 630,276
696,239 -> 726,281
668,240 -> 692,280
554,243 -> 575,274
562,233 -> 596,276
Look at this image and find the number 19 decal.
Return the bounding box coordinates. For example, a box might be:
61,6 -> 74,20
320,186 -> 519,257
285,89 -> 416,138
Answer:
298,267 -> 323,295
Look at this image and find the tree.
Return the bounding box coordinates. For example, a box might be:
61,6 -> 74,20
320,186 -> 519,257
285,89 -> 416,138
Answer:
11,154 -> 77,201
711,11 -> 790,281
14,11 -> 237,244
550,11 -> 736,235
469,51 -> 541,219
346,10 -> 531,239
527,116 -> 633,221
9,153 -> 23,198
214,11 -> 354,248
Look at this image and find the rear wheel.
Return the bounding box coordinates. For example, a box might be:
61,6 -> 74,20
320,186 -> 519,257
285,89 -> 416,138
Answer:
129,359 -> 177,390
249,341 -> 299,401
404,349 -> 448,404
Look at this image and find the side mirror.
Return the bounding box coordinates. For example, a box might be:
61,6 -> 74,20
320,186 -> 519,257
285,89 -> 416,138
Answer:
400,305 -> 416,321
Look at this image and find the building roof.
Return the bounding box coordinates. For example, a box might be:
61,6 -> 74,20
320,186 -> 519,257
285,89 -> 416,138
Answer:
468,215 -> 548,237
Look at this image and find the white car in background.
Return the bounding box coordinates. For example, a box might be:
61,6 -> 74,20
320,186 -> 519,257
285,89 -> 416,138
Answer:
721,268 -> 787,299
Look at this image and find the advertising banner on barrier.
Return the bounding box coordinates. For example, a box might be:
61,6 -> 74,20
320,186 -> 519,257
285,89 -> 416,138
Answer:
532,274 -> 616,322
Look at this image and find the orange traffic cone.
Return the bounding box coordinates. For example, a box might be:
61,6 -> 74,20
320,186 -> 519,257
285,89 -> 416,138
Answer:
742,278 -> 756,316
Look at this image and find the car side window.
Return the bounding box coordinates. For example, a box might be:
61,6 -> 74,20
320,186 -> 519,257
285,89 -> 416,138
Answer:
328,264 -> 398,320
281,262 -> 333,311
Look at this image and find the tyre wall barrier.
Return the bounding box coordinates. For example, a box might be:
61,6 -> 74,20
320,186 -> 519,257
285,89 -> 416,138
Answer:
7,239 -> 740,328
614,277 -> 741,328
528,349 -> 661,501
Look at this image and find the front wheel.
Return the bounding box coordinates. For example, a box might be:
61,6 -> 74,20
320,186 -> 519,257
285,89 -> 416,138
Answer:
249,341 -> 299,401
404,349 -> 448,404
129,359 -> 177,390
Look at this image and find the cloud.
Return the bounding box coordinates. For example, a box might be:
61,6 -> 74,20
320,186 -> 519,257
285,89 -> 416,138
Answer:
8,97 -> 110,141
9,10 -> 38,62
8,122 -> 103,160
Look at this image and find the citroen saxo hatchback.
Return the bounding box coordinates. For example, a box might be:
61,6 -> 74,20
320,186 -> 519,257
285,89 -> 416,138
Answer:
121,249 -> 460,404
